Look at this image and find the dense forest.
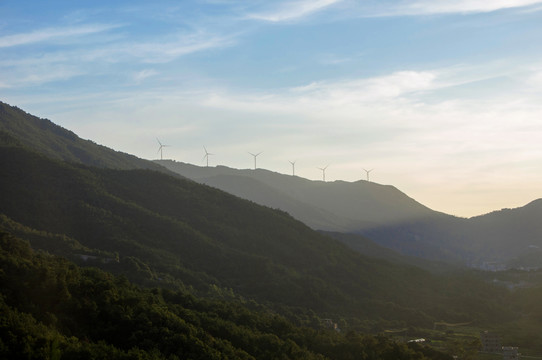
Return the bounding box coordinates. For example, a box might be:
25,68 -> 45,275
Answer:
0,232 -> 451,359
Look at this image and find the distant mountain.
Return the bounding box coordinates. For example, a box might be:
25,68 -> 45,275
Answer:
0,101 -> 170,173
322,231 -> 459,273
468,200 -> 542,265
155,161 -> 441,231
156,161 -> 542,268
362,200 -> 542,267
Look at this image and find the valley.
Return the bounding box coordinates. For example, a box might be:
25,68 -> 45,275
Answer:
2,101 -> 542,358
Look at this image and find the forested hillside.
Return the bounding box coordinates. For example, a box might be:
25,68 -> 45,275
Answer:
1,232 -> 453,359
0,101 -> 169,172
0,142 -> 514,328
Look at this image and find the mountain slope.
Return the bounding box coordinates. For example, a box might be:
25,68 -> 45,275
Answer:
156,161 -> 542,267
155,161 -> 440,231
0,101 -> 168,172
467,200 -> 542,265
362,200 -> 542,267
2,232 -> 452,360
0,139 -> 514,327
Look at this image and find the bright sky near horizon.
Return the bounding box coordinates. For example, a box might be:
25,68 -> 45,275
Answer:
1,0 -> 542,217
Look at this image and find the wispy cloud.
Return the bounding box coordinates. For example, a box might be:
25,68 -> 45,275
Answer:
290,70 -> 439,103
403,0 -> 542,15
0,24 -> 121,48
0,28 -> 236,88
366,0 -> 542,16
132,69 -> 158,83
122,32 -> 236,63
247,0 -> 343,22
318,53 -> 353,65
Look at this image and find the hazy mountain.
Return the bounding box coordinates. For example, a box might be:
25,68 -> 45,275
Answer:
155,161 -> 465,262
322,231 -> 460,273
468,200 -> 542,265
362,200 -> 542,267
0,101 -> 170,173
155,161 -> 542,268
155,161 -> 440,231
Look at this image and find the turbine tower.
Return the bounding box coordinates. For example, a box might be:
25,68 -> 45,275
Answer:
203,146 -> 214,167
156,138 -> 170,160
363,168 -> 373,182
317,165 -> 329,182
248,152 -> 262,169
289,160 -> 296,176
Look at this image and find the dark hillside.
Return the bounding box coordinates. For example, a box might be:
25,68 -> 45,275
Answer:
1,232 -> 453,360
0,101 -> 169,172
0,144 -> 512,327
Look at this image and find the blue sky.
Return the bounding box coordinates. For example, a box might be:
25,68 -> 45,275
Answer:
2,0 -> 542,217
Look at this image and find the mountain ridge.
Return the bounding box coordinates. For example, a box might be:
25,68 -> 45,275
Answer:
156,160 -> 441,230
156,160 -> 542,268
0,101 -> 173,174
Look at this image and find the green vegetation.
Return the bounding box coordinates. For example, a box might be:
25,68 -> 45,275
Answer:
0,101 -> 169,172
0,232 -> 452,359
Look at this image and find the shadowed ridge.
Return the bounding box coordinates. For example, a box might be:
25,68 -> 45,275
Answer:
0,101 -> 174,174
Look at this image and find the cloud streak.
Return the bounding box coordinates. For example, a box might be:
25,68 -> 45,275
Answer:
364,0 -> 542,16
247,0 -> 343,22
404,0 -> 542,15
0,24 -> 121,48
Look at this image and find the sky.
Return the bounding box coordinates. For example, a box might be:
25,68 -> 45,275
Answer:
1,0 -> 542,217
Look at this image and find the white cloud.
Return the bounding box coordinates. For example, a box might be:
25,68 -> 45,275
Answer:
367,0 -> 542,16
406,0 -> 542,14
201,70 -> 441,117
291,70 -> 439,103
318,53 -> 353,65
0,24 -> 121,48
247,0 -> 343,22
0,28 -> 236,88
132,69 -> 158,83
122,32 -> 236,63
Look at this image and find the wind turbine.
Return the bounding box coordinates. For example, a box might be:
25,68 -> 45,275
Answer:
317,165 -> 329,182
156,138 -> 170,160
289,160 -> 296,176
363,168 -> 373,182
248,152 -> 262,169
203,146 -> 214,167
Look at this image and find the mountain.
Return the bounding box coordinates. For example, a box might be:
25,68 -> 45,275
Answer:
156,161 -> 542,268
2,232 -> 454,360
154,161 -> 466,262
468,200 -> 542,266
0,101 -> 513,328
155,161 -> 441,231
322,231 -> 459,273
0,101 -> 170,173
362,200 -> 542,268
2,142 -> 495,325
